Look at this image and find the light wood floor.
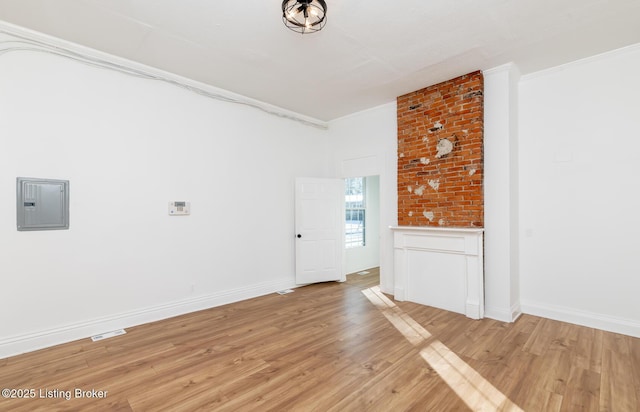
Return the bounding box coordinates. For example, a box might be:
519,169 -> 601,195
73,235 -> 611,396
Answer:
1,268 -> 639,411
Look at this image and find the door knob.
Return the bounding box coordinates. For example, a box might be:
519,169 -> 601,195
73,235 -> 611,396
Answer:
297,234 -> 302,238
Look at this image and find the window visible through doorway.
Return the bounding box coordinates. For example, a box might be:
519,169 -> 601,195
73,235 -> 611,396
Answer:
345,177 -> 365,248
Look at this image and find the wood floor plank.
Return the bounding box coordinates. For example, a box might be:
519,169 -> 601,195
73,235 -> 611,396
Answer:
600,333 -> 639,411
473,329 -> 536,403
328,349 -> 454,412
560,366 -> 600,412
2,267 -> 639,411
631,337 -> 640,410
571,326 -> 604,373
523,318 -> 559,356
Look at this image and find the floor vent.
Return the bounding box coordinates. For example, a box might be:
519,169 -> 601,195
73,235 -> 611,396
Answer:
91,329 -> 127,342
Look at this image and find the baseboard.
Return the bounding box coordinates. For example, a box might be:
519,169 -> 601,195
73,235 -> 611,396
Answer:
0,278 -> 297,360
393,287 -> 405,301
521,300 -> 640,338
485,302 -> 522,323
465,302 -> 482,320
484,307 -> 509,322
511,302 -> 523,322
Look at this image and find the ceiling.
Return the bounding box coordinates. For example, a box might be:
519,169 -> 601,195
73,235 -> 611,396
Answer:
0,0 -> 639,121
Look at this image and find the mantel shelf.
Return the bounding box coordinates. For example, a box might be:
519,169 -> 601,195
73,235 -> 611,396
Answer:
390,226 -> 484,233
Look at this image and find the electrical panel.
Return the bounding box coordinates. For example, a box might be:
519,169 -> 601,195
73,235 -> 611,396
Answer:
17,177 -> 69,231
168,201 -> 190,215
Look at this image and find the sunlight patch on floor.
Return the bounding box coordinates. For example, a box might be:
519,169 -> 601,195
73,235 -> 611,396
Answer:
363,286 -> 523,412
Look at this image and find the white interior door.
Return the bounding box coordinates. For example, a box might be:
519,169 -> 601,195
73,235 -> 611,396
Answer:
295,177 -> 344,284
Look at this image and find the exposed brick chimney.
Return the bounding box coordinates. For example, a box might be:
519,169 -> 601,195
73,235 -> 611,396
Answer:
397,71 -> 484,227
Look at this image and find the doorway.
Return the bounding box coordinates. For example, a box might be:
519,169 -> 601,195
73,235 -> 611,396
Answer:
344,175 -> 380,275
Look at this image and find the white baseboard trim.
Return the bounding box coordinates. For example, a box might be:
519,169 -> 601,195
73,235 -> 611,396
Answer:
393,287 -> 405,301
485,302 -> 522,323
511,303 -> 523,322
521,300 -> 640,338
0,277 -> 297,360
465,302 -> 482,320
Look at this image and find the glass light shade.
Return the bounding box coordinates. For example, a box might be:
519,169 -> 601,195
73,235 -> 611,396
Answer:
282,0 -> 327,34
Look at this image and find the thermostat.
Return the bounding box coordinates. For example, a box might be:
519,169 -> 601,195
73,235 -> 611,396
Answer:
168,201 -> 190,215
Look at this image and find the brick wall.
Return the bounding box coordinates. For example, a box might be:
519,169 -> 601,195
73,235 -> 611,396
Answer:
397,71 -> 484,227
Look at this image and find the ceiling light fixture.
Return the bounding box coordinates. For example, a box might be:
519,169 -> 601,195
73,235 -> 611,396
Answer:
282,0 -> 327,34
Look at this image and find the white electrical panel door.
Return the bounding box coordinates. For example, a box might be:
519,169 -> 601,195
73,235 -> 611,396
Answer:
17,177 -> 69,231
168,201 -> 190,215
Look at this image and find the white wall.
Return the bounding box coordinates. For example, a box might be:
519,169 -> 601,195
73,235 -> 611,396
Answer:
345,175 -> 380,274
519,44 -> 640,337
0,32 -> 331,358
327,103 -> 398,294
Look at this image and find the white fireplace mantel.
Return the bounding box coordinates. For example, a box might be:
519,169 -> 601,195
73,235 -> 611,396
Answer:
390,226 -> 485,319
